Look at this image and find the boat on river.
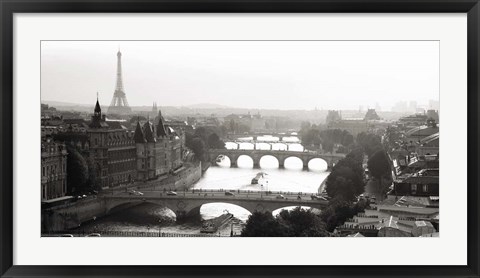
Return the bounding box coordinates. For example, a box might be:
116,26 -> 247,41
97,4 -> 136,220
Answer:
200,212 -> 234,233
251,172 -> 267,184
216,155 -> 225,163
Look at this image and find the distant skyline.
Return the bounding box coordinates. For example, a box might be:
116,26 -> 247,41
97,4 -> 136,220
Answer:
41,41 -> 439,111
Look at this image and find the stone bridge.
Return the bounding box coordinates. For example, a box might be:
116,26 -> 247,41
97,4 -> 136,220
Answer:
208,149 -> 345,169
225,132 -> 297,142
104,190 -> 329,221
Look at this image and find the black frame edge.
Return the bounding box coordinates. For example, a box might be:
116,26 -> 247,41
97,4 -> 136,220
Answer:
1,0 -> 14,278
467,1 -> 480,277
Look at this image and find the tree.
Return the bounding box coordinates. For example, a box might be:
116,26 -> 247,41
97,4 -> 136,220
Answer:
325,152 -> 365,202
277,207 -> 329,237
301,128 -> 322,147
241,211 -> 289,237
320,198 -> 368,232
367,149 -> 392,197
66,145 -> 88,194
207,133 -> 225,149
188,137 -> 206,162
193,127 -> 210,143
356,132 -> 382,157
85,156 -> 99,191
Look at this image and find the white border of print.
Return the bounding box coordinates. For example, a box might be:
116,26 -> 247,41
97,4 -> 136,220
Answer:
14,13 -> 466,265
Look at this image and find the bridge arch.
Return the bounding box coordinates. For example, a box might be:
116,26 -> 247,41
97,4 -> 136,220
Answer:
188,202 -> 253,221
105,200 -> 180,220
307,158 -> 329,171
259,155 -> 279,169
283,156 -> 304,170
272,205 -> 313,215
237,154 -> 255,168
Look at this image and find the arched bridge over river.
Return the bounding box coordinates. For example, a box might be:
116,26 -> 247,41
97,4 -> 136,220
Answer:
208,149 -> 345,169
104,189 -> 329,221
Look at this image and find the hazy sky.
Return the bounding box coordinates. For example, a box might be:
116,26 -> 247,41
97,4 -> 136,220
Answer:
41,41 -> 439,110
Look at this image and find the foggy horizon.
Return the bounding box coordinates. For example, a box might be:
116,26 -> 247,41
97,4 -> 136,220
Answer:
41,41 -> 439,111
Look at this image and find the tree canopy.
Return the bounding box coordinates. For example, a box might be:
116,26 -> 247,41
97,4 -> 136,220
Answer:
368,149 -> 391,180
185,127 -> 225,162
207,133 -> 225,149
66,145 -> 88,194
367,149 -> 393,196
278,207 -> 329,237
241,211 -> 289,237
299,127 -> 354,153
325,153 -> 365,202
320,198 -> 368,232
186,137 -> 207,162
241,208 -> 329,237
356,132 -> 382,157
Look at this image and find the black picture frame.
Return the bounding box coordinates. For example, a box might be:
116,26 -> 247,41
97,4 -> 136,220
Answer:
1,1 -> 479,277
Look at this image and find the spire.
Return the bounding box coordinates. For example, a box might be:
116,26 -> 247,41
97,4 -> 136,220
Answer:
90,95 -> 103,128
133,121 -> 146,143
156,110 -> 168,137
94,93 -> 101,115
152,102 -> 158,114
143,120 -> 156,143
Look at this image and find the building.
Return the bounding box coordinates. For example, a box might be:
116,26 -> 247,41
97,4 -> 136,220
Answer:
336,205 -> 438,237
417,133 -> 439,155
89,99 -> 137,188
404,119 -> 439,143
41,138 -> 68,200
426,109 -> 439,123
151,102 -> 158,117
325,110 -> 342,125
364,109 -> 381,121
134,110 -> 184,181
41,115 -> 65,137
392,169 -> 439,197
41,103 -> 58,117
398,113 -> 429,127
224,112 -> 266,133
327,119 -> 369,136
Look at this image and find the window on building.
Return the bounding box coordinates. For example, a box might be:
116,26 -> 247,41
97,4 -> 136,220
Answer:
422,184 -> 428,192
42,166 -> 45,177
411,184 -> 417,194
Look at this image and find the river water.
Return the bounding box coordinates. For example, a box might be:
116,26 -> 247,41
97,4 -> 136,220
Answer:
77,136 -> 330,236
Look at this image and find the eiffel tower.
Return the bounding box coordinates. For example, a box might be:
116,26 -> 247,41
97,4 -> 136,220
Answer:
107,50 -> 132,115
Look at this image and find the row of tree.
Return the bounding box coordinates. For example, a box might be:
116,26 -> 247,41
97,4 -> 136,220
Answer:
241,207 -> 330,237
65,144 -> 98,195
356,132 -> 393,197
299,124 -> 354,153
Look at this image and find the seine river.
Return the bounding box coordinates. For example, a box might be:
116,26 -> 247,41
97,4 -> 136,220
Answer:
78,136 -> 330,236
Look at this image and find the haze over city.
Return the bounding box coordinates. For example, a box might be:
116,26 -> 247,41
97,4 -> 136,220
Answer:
41,41 -> 439,111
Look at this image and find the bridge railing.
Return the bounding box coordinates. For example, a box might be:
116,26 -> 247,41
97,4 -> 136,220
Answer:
138,188 -> 319,196
43,230 -> 221,237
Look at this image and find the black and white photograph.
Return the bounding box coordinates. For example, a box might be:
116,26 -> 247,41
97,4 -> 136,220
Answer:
41,40 -> 440,238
